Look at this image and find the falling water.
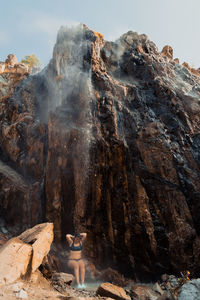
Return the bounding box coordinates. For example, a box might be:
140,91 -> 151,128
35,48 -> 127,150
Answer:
44,24 -> 95,235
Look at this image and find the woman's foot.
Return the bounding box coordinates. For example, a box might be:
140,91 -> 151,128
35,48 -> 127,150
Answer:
76,283 -> 86,289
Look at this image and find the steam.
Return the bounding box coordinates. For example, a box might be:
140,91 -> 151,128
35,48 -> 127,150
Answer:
43,24 -> 95,211
45,24 -> 93,131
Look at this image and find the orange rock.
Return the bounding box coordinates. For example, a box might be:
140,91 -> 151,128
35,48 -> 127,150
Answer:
182,61 -> 191,70
18,223 -> 54,273
174,58 -> 179,64
161,45 -> 173,59
96,282 -> 131,300
5,54 -> 18,66
93,30 -> 104,40
0,237 -> 32,284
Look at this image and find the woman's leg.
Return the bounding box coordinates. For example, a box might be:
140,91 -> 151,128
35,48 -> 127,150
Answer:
68,260 -> 80,285
79,260 -> 85,285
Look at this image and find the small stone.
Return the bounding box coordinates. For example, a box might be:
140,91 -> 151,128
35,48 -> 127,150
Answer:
1,227 -> 8,234
16,289 -> 28,299
161,274 -> 169,282
152,282 -> 164,295
12,282 -> 23,292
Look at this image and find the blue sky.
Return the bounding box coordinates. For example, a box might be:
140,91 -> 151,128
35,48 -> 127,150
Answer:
0,0 -> 200,68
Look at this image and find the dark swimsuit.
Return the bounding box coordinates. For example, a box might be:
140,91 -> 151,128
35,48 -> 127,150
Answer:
68,241 -> 83,261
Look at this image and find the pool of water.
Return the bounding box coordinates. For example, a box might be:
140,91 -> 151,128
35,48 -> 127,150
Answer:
71,280 -> 103,291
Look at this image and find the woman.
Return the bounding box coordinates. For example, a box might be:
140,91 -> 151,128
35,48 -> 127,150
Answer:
66,232 -> 87,288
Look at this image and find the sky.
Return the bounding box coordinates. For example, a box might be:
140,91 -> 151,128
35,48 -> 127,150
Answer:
0,0 -> 200,68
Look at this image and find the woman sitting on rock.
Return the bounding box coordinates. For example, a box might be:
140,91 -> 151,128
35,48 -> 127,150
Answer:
66,232 -> 87,288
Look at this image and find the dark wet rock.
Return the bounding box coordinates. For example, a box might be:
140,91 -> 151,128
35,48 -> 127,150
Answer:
157,291 -> 172,300
39,258 -> 53,279
97,267 -> 131,287
131,285 -> 159,300
0,232 -> 7,247
52,272 -> 74,285
1,24 -> 200,278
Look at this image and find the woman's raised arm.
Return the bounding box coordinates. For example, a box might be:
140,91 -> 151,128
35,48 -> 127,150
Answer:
80,232 -> 87,242
66,234 -> 74,244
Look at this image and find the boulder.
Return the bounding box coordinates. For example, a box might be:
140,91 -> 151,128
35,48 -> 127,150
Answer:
0,237 -> 32,284
18,223 -> 54,272
131,285 -> 159,300
11,282 -> 23,292
96,282 -> 131,300
177,279 -> 200,300
161,45 -> 173,59
5,54 -> 18,66
15,63 -> 29,74
98,267 -> 130,287
52,272 -> 74,285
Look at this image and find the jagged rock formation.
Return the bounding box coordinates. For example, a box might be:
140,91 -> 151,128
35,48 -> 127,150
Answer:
1,24 -> 200,278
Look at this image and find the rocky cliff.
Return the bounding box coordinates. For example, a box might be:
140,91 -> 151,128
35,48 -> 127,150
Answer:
1,24 -> 200,279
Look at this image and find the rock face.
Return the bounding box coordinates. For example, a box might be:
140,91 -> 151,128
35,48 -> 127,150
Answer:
1,24 -> 200,278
